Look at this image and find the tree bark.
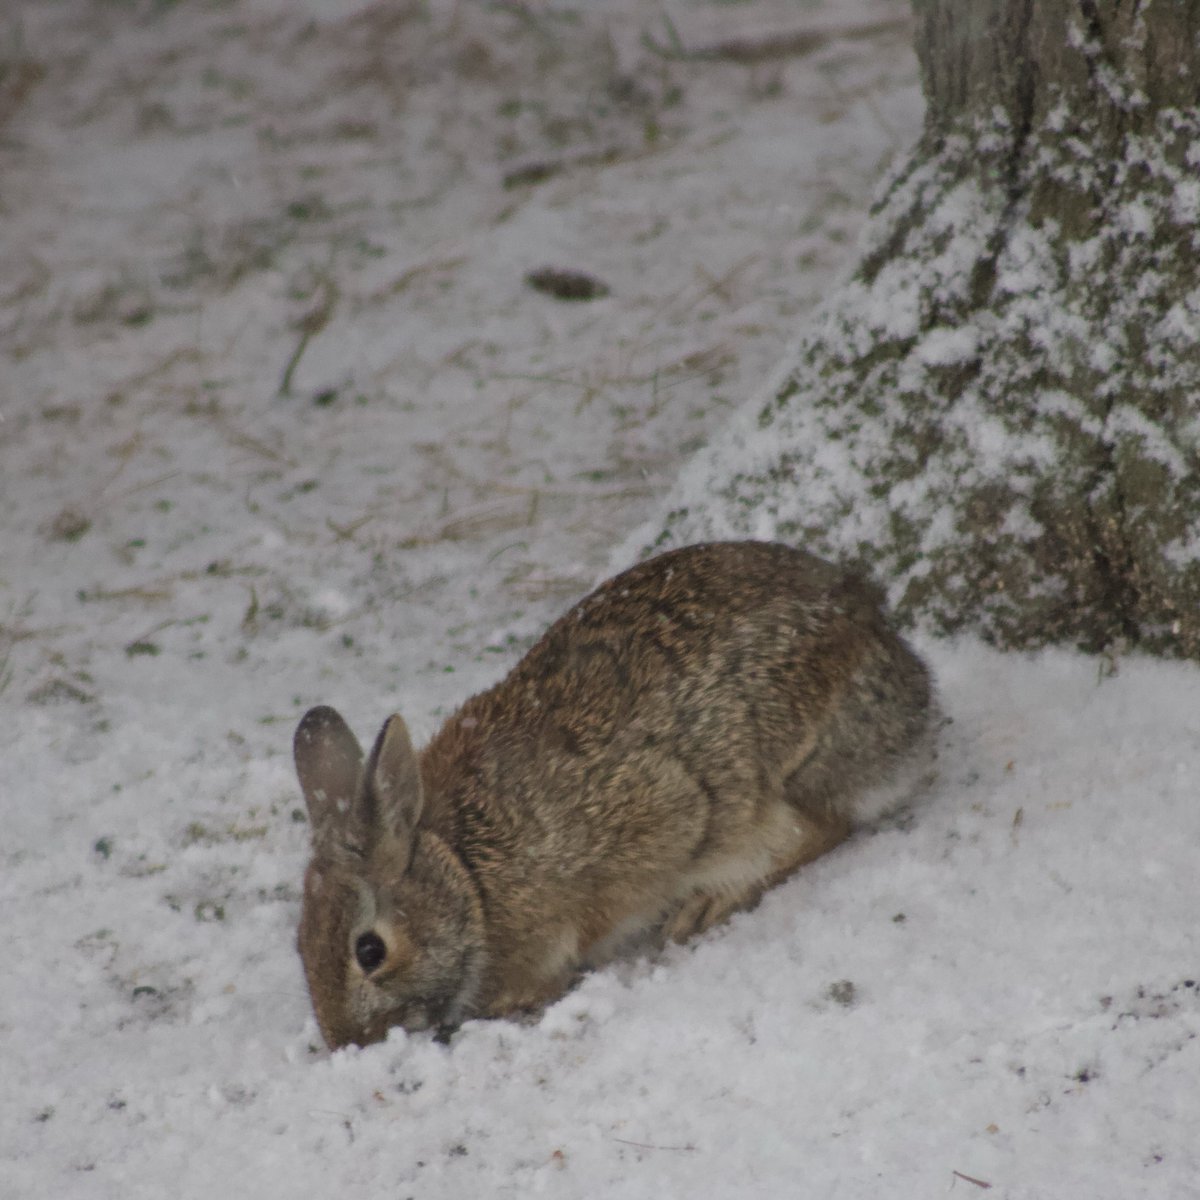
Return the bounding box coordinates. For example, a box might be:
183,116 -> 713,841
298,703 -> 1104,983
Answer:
649,0 -> 1200,658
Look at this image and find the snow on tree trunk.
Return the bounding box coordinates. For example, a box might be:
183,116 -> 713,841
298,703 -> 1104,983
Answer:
638,0 -> 1200,658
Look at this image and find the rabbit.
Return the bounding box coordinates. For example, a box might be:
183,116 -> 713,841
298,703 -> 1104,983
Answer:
293,540 -> 934,1049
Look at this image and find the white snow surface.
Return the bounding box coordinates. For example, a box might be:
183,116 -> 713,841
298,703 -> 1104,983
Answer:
2,2 -> 1197,1197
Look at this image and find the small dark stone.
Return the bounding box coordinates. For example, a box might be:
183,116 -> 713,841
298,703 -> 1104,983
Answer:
503,161 -> 561,190
826,979 -> 856,1007
525,266 -> 610,302
49,509 -> 91,542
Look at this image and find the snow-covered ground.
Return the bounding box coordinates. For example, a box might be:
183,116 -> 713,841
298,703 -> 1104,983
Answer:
1,1 -> 1196,1196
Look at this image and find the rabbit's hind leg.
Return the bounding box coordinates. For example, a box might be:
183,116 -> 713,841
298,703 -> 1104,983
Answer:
660,888 -> 751,944
661,808 -> 850,944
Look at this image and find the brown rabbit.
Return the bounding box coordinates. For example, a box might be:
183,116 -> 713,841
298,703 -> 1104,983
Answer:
294,541 -> 934,1048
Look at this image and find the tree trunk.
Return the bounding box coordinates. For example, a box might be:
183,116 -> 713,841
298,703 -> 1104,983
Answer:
647,0 -> 1200,658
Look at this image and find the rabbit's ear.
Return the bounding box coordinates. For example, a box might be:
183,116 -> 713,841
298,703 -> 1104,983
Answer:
364,714 -> 424,848
294,706 -> 364,852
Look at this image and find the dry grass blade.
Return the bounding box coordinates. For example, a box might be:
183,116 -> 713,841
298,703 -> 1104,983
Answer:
509,574 -> 592,601
644,15 -> 913,63
612,1137 -> 696,1153
502,148 -> 624,190
361,256 -> 467,308
280,275 -> 339,396
185,400 -> 295,466
951,1170 -> 994,1190
221,423 -> 293,465
399,504 -> 534,548
493,481 -> 656,501
119,348 -> 204,395
327,514 -> 376,541
82,583 -> 176,604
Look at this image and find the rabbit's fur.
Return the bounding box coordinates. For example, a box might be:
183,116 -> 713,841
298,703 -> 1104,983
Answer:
294,541 -> 933,1048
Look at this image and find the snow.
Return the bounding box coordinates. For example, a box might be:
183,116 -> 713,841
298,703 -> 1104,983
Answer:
2,1 -> 1197,1197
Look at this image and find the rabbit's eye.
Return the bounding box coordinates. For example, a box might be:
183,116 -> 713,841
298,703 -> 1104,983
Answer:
355,931 -> 387,973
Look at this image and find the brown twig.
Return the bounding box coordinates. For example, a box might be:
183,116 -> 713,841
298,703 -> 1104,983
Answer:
952,1170 -> 994,1190
612,1137 -> 696,1153
280,275 -> 339,396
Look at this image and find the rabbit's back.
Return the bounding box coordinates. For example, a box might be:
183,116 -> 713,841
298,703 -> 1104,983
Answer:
419,542 -> 930,899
